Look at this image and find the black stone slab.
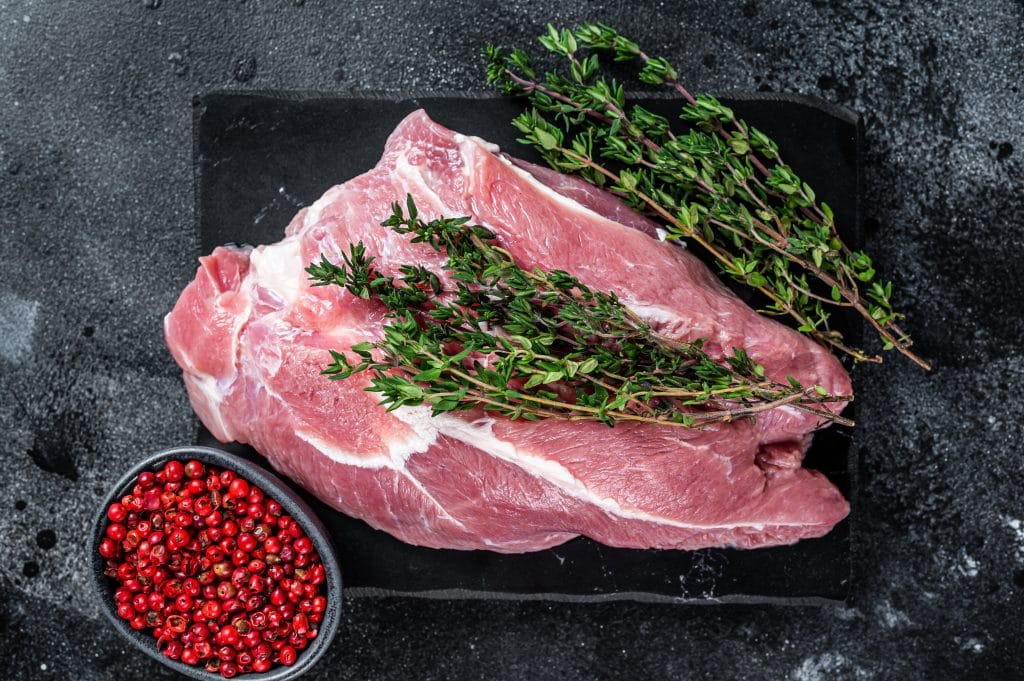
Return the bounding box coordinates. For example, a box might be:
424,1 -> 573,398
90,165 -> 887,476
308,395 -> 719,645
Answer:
193,93 -> 860,604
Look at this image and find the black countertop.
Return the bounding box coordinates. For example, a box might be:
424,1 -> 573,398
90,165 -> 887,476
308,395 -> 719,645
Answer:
1,1 -> 1022,679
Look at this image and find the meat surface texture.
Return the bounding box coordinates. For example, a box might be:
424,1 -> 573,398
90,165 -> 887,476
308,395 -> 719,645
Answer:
165,110 -> 851,553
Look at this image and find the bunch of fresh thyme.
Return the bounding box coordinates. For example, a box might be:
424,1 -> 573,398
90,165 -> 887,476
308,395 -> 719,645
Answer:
305,197 -> 852,429
484,23 -> 929,370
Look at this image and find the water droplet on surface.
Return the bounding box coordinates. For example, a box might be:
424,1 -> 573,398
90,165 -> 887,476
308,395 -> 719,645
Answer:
142,0 -> 161,7
26,409 -> 92,481
36,529 -> 56,550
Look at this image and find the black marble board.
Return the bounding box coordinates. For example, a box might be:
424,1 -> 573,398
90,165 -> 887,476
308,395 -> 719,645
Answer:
193,93 -> 860,604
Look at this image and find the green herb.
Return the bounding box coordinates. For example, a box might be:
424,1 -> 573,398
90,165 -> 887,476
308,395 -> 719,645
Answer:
306,196 -> 852,429
484,23 -> 929,370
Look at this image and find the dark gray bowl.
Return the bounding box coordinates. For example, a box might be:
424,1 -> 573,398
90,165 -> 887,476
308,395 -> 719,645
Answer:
90,445 -> 342,680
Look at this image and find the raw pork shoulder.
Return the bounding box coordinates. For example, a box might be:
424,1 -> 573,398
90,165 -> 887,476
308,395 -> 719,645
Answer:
165,110 -> 851,552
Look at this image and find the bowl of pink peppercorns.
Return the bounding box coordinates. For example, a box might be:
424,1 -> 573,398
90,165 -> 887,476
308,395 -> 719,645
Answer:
91,446 -> 342,680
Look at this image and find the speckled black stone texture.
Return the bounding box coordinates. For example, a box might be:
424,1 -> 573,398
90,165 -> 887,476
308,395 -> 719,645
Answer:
1,1 -> 1022,679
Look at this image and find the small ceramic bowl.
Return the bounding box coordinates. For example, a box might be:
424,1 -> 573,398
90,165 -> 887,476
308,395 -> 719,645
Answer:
90,445 -> 342,680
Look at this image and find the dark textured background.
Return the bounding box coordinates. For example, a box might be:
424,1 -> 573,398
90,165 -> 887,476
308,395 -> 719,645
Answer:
0,1 -> 1021,679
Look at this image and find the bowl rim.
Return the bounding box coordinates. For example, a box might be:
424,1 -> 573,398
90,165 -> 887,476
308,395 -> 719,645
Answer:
90,445 -> 342,681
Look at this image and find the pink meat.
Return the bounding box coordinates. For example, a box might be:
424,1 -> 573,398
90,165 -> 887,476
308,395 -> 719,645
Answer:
165,110 -> 851,552
505,155 -> 664,238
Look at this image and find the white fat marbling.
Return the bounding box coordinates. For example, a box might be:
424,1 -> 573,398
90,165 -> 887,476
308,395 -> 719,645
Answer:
251,237 -> 304,307
187,373 -> 233,441
390,406 -> 809,531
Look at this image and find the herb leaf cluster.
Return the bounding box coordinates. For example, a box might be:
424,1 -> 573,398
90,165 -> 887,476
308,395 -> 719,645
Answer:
484,23 -> 929,370
306,197 -> 852,429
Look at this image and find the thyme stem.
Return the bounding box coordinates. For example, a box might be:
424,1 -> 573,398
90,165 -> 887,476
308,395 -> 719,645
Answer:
306,197 -> 853,430
485,23 -> 930,370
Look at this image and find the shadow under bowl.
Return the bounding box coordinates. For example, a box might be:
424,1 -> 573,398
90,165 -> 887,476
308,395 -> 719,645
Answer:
90,445 -> 342,680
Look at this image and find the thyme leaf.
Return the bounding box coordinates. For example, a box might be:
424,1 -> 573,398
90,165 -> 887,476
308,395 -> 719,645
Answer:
484,23 -> 929,370
307,197 -> 853,429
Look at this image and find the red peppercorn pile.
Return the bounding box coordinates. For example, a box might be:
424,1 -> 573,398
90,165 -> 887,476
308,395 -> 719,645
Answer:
98,459 -> 327,677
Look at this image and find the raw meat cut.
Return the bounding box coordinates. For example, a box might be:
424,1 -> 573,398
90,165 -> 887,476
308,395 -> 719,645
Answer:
165,110 -> 851,552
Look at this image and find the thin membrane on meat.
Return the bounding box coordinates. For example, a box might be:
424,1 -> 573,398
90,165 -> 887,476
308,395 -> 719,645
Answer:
165,110 -> 851,552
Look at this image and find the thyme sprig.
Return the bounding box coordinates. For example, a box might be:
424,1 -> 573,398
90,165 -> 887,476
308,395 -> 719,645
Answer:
306,197 -> 852,429
484,23 -> 929,370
